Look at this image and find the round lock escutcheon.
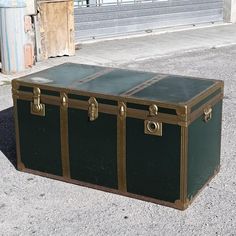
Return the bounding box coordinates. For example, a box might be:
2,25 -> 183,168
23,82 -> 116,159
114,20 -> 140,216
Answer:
147,121 -> 159,133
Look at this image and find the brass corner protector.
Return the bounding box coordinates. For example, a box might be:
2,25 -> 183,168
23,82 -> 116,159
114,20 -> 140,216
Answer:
219,81 -> 224,90
17,162 -> 26,171
12,89 -> 20,99
177,105 -> 190,126
175,199 -> 190,210
214,165 -> 221,175
12,80 -> 20,99
12,80 -> 20,90
177,105 -> 189,120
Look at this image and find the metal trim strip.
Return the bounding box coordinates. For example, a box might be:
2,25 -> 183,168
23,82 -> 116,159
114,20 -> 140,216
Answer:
180,126 -> 188,207
191,88 -> 222,112
14,91 -> 181,125
126,108 -> 178,124
12,88 -> 24,171
13,75 -> 224,112
13,86 -> 224,126
117,102 -> 127,192
12,80 -> 182,109
70,68 -> 114,87
185,81 -> 223,108
20,167 -> 184,210
17,163 -> 220,210
121,74 -> 166,96
60,92 -> 71,179
189,93 -> 223,124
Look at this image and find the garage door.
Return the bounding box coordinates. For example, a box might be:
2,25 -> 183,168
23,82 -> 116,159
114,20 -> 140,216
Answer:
74,0 -> 223,43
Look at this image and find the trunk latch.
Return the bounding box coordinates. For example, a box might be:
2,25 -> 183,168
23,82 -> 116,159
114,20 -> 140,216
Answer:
31,87 -> 45,116
203,106 -> 212,122
144,104 -> 162,136
88,97 -> 98,121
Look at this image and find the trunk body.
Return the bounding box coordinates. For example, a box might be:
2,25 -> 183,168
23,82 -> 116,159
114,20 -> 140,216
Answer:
12,63 -> 224,210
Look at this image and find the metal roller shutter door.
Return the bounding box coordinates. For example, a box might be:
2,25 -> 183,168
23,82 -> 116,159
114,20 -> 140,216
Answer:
74,0 -> 223,42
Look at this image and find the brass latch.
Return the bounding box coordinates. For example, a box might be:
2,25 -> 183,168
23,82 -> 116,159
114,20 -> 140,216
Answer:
149,104 -> 158,116
203,106 -> 212,123
31,87 -> 45,116
88,97 -> 98,121
144,104 -> 162,136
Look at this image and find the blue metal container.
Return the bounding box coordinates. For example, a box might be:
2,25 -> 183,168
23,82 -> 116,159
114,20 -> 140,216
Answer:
0,0 -> 26,74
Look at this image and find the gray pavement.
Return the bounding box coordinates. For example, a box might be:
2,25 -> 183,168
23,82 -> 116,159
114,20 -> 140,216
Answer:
1,23 -> 236,82
0,24 -> 236,235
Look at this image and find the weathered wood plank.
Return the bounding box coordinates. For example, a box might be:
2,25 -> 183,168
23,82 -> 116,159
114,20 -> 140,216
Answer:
38,0 -> 75,59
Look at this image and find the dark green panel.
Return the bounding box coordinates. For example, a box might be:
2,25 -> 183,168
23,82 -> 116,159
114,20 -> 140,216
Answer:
188,101 -> 222,199
19,85 -> 60,97
19,86 -> 60,97
75,69 -> 156,95
19,86 -> 33,93
126,118 -> 181,202
68,94 -> 117,106
16,64 -> 220,107
127,103 -> 149,110
68,94 -> 89,101
17,100 -> 62,176
41,90 -> 60,97
127,103 -> 177,115
68,109 -> 118,189
96,98 -> 117,106
20,63 -> 104,87
132,76 -> 215,103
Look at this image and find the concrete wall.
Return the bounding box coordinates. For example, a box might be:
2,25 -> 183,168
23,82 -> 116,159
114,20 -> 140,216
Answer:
224,0 -> 236,23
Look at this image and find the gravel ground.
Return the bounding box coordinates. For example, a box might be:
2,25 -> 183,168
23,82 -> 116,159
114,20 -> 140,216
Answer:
0,45 -> 236,236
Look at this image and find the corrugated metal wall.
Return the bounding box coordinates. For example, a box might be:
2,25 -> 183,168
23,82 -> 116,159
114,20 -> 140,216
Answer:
74,0 -> 223,43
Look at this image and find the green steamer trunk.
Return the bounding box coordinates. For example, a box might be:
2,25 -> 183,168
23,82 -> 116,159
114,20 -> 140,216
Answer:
12,63 -> 224,210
